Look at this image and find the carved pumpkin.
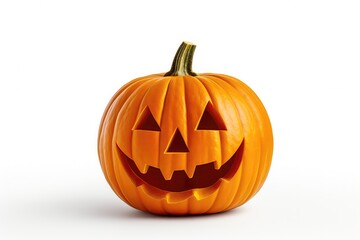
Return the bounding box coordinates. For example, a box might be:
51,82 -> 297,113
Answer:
98,42 -> 273,215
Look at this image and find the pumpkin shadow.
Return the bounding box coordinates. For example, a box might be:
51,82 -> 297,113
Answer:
127,207 -> 244,220
36,194 -> 245,220
96,204 -> 246,220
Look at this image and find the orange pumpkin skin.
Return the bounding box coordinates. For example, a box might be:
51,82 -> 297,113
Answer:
98,42 -> 273,215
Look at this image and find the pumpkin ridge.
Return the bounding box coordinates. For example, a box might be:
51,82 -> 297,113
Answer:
204,75 -> 251,210
98,76 -> 152,166
210,75 -> 272,209
99,78 -> 154,202
112,79 -> 158,206
192,76 -> 222,168
116,78 -> 159,159
196,76 -> 234,166
157,77 -> 172,170
183,75 -> 212,178
204,75 -> 244,161
180,76 -> 189,175
211,74 -> 273,202
130,77 -> 164,212
131,77 -> 163,167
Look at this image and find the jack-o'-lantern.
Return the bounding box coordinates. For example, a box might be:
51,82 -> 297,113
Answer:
98,42 -> 273,215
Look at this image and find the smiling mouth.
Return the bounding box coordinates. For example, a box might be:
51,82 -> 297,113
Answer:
117,141 -> 244,192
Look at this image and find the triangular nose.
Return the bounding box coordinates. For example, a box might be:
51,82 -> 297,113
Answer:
166,129 -> 189,153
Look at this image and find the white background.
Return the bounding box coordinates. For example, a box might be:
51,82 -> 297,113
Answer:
1,0 -> 360,239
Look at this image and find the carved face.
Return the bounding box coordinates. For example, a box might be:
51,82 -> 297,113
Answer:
116,76 -> 244,194
99,74 -> 273,215
118,97 -> 244,193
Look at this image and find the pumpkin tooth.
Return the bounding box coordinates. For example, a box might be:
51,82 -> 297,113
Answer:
160,168 -> 174,180
136,162 -> 150,174
213,159 -> 222,170
185,164 -> 196,178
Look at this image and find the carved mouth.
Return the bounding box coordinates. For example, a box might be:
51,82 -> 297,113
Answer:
117,141 -> 244,192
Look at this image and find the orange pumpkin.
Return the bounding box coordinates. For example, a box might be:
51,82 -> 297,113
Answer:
98,42 -> 273,215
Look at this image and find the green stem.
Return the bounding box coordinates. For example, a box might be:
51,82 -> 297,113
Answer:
164,41 -> 197,76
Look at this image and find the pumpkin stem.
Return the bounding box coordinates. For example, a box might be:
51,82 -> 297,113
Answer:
164,41 -> 197,76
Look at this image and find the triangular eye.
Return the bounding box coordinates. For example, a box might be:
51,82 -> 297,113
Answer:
134,106 -> 161,131
196,102 -> 227,130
